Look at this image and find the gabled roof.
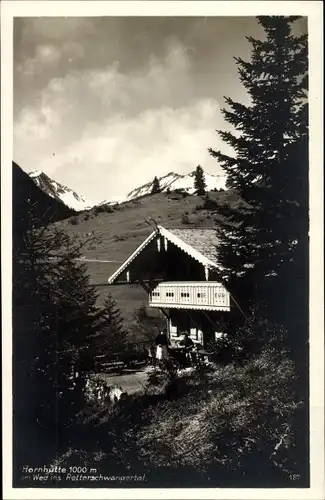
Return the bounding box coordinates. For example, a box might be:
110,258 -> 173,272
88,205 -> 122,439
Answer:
108,229 -> 157,283
162,227 -> 219,268
108,225 -> 220,284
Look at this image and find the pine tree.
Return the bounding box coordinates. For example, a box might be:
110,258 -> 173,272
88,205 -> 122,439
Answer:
151,176 -> 161,194
94,294 -> 129,368
131,305 -> 164,342
209,16 -> 308,332
194,165 -> 206,196
13,201 -> 105,442
53,234 -> 106,393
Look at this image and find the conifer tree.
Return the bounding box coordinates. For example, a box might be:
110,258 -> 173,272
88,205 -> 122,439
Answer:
209,16 -> 308,331
151,176 -> 161,194
13,202 -> 105,438
131,305 -> 164,342
194,165 -> 206,196
94,294 -> 128,367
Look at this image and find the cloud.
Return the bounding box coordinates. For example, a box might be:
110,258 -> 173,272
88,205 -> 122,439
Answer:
14,105 -> 59,140
16,43 -> 62,78
14,40 -> 229,201
16,39 -> 86,81
38,98 -> 226,201
36,44 -> 61,63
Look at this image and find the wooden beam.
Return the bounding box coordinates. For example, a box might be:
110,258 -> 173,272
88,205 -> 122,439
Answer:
187,310 -> 200,330
88,279 -> 165,287
202,310 -> 217,330
158,307 -> 169,320
139,280 -> 169,320
139,279 -> 151,293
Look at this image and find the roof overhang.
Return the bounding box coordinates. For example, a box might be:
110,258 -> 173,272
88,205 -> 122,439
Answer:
158,226 -> 219,269
108,225 -> 220,284
108,229 -> 157,284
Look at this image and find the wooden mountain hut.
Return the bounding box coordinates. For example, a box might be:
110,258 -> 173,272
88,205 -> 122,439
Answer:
107,225 -> 242,347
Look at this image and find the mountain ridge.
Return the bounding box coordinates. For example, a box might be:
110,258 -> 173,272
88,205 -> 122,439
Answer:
13,162 -> 76,237
29,171 -> 92,211
28,168 -> 227,210
101,170 -> 227,206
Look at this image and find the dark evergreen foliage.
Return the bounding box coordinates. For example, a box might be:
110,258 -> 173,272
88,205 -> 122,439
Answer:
151,176 -> 161,194
93,294 -> 129,369
209,16 -> 308,335
194,165 -> 207,196
131,305 -> 164,342
13,200 -> 105,449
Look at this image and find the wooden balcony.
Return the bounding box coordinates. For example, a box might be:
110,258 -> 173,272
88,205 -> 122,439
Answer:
148,281 -> 230,311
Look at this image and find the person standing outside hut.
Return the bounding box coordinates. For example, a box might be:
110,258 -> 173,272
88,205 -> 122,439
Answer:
155,330 -> 169,366
146,343 -> 156,367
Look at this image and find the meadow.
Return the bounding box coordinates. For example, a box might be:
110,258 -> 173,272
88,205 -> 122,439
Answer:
54,189 -> 240,325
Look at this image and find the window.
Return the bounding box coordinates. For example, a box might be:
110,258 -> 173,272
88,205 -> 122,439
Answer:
166,292 -> 174,298
180,292 -> 190,298
197,293 -> 206,299
151,291 -> 160,298
215,290 -> 227,304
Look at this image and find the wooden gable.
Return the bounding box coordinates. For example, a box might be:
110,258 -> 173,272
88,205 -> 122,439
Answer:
108,225 -> 221,285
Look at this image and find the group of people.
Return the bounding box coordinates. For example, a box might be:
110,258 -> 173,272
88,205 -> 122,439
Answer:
147,329 -> 202,367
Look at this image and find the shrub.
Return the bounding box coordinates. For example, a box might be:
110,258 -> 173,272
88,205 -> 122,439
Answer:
196,195 -> 219,211
146,368 -> 169,389
35,339 -> 306,487
181,213 -> 191,225
70,216 -> 79,225
113,235 -> 126,242
94,204 -> 113,215
83,376 -> 111,406
174,188 -> 189,198
207,314 -> 289,364
137,348 -> 304,483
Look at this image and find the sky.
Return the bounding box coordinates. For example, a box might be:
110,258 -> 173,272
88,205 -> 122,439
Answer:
13,16 -> 307,203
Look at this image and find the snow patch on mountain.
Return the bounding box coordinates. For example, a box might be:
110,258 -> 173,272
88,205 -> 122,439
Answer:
28,168 -> 227,212
97,195 -> 126,207
29,170 -> 42,178
124,170 -> 227,202
28,171 -> 94,211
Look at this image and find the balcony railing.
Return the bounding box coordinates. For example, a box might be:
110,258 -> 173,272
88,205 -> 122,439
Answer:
148,281 -> 230,311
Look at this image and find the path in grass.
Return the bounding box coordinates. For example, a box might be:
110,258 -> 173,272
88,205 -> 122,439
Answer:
98,367 -> 150,394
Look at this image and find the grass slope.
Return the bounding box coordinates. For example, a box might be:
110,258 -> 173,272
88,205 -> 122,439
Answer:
54,190 -> 239,326
22,352 -> 305,488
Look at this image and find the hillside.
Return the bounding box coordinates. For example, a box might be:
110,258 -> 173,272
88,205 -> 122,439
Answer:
54,189 -> 241,327
26,167 -> 226,210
